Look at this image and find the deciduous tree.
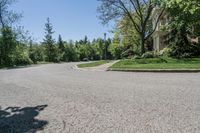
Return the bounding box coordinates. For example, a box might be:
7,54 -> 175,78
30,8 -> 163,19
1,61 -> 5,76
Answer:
0,0 -> 21,28
98,0 -> 164,55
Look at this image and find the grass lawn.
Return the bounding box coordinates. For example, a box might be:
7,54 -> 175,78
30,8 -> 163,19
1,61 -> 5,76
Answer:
110,58 -> 200,71
77,60 -> 110,68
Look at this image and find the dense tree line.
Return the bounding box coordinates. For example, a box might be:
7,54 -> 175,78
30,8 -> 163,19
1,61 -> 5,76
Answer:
0,26 -> 115,67
29,19 -> 113,64
0,16 -> 114,67
0,0 -> 115,67
0,0 -> 111,68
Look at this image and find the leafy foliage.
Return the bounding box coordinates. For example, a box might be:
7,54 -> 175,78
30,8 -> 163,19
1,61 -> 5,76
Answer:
0,27 -> 32,66
141,51 -> 155,58
162,0 -> 200,57
29,43 -> 45,64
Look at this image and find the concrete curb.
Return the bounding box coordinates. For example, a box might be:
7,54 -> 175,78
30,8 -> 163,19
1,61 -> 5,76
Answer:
108,68 -> 200,73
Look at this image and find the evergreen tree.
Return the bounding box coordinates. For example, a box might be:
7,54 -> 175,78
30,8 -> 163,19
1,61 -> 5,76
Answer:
57,34 -> 66,61
58,34 -> 65,51
43,18 -> 56,62
83,35 -> 88,44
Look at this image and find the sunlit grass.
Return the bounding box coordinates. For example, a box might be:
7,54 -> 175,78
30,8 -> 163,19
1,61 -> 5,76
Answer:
110,58 -> 200,70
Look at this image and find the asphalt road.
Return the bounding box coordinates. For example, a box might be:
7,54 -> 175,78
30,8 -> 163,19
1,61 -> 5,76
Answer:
0,63 -> 200,133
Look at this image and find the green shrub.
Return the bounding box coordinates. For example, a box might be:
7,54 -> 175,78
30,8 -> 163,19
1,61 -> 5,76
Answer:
134,58 -> 167,64
180,53 -> 194,58
121,49 -> 135,59
133,55 -> 142,59
141,51 -> 155,58
8,45 -> 33,66
159,48 -> 172,57
169,36 -> 200,58
29,46 -> 45,64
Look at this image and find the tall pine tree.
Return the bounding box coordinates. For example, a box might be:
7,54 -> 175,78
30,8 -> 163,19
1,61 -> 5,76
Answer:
43,18 -> 56,62
57,34 -> 65,61
58,34 -> 65,52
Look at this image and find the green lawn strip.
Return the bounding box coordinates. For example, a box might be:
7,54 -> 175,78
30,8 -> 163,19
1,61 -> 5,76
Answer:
110,58 -> 200,71
77,60 -> 110,68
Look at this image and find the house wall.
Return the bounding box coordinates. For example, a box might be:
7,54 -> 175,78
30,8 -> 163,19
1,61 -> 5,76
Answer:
152,10 -> 169,51
153,35 -> 160,51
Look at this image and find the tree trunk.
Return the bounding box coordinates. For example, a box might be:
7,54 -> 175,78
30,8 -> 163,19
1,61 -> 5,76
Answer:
0,47 -> 2,66
140,36 -> 145,55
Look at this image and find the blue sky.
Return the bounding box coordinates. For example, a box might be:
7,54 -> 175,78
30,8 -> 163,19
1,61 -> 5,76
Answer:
11,0 -> 114,42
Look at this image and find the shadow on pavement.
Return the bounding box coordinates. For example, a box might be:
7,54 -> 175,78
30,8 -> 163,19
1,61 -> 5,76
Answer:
0,105 -> 48,133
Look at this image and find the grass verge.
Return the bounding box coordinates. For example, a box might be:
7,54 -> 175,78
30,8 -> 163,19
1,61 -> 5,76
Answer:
77,60 -> 110,68
109,58 -> 200,71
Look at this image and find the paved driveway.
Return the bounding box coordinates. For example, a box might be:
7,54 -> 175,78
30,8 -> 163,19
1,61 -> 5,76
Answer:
0,63 -> 200,133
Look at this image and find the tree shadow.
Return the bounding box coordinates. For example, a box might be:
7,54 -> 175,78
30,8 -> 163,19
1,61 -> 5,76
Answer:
0,105 -> 48,133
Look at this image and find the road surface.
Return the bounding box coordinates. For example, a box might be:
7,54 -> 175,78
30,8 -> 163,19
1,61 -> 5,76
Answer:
0,63 -> 200,133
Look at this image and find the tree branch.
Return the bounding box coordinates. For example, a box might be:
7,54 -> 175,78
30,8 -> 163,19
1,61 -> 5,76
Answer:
129,0 -> 142,22
118,0 -> 141,33
145,7 -> 165,40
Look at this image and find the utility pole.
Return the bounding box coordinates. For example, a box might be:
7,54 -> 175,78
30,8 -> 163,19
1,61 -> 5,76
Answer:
104,33 -> 107,60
